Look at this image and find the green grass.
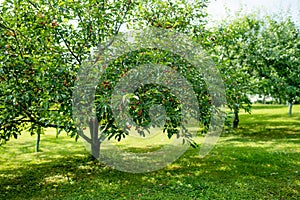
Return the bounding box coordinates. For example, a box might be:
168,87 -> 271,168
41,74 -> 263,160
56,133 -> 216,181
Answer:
1,104 -> 299,199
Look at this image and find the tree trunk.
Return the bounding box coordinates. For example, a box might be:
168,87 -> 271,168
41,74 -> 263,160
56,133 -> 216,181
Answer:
232,104 -> 239,129
262,95 -> 266,104
91,140 -> 101,159
288,101 -> 293,116
35,127 -> 41,152
90,118 -> 100,159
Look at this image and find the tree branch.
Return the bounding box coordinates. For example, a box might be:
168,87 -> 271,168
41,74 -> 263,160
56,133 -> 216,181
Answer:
94,0 -> 132,64
77,129 -> 92,144
58,31 -> 82,65
27,0 -> 39,9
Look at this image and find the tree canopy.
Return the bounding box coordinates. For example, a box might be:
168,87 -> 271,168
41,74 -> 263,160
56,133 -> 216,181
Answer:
0,0 -> 213,159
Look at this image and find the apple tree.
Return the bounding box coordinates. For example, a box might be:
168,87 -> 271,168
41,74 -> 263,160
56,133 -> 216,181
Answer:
204,14 -> 262,128
0,0 -> 215,158
0,0 -> 135,151
256,16 -> 300,116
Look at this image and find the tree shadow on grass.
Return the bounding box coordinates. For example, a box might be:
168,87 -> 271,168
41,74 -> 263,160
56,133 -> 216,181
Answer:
0,154 -> 106,199
230,111 -> 300,140
1,140 -> 299,200
251,105 -> 287,110
223,135 -> 300,145
234,126 -> 300,138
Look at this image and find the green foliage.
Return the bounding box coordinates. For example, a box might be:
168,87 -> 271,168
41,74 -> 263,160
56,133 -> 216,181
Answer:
204,14 -> 262,128
0,0 -> 135,144
256,16 -> 300,106
204,12 -> 300,125
129,0 -> 208,35
0,0 -> 210,152
93,48 -> 210,147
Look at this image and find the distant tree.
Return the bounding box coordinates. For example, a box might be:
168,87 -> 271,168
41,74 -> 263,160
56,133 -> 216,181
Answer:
256,16 -> 300,116
204,14 -> 262,128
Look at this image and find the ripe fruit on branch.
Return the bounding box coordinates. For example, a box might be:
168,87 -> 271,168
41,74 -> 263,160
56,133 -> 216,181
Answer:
138,109 -> 143,116
50,21 -> 59,28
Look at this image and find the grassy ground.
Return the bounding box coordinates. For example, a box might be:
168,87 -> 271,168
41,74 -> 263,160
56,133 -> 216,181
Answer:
0,104 -> 299,199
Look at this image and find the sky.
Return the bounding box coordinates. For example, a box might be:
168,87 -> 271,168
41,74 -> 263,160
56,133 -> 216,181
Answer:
207,0 -> 300,26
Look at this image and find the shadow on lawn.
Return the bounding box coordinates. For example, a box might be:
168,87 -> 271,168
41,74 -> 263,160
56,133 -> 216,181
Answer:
249,105 -> 287,110
230,111 -> 300,139
1,140 -> 299,199
234,126 -> 300,139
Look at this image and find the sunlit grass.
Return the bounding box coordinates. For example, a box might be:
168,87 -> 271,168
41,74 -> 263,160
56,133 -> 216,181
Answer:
0,104 -> 299,199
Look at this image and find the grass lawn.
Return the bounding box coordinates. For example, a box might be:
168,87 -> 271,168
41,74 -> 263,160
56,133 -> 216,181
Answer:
0,104 -> 299,199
